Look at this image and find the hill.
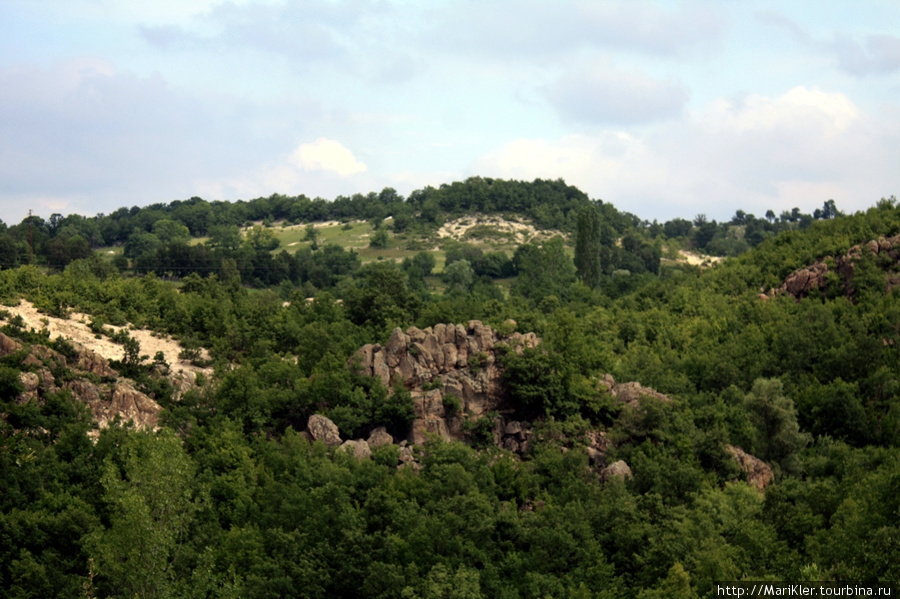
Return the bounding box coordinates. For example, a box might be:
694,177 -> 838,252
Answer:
1,184 -> 900,597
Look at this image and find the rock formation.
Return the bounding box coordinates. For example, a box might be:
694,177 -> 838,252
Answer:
0,332 -> 22,356
726,445 -> 774,491
339,439 -> 372,460
0,333 -> 163,433
499,420 -> 533,454
349,320 -> 540,445
598,373 -> 671,407
769,234 -> 900,300
367,426 -> 394,448
306,414 -> 343,446
599,460 -> 633,482
584,429 -> 611,467
88,381 -> 163,431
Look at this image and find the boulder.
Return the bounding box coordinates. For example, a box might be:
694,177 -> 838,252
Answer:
0,333 -> 23,357
65,379 -> 103,403
306,414 -> 343,447
367,426 -> 394,448
398,445 -> 420,471
585,446 -> 605,466
600,460 -> 633,482
585,430 -> 610,466
339,439 -> 372,460
18,372 -> 40,404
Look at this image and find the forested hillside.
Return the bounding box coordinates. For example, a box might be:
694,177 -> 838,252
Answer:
1,180 -> 899,598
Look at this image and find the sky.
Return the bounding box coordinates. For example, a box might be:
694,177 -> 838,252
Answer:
1,0 -> 899,225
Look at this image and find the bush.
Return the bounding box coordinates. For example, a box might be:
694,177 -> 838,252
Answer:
462,412 -> 497,449
369,228 -> 389,248
442,393 -> 461,416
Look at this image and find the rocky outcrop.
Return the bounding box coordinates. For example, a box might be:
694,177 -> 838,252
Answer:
88,381 -> 163,430
599,374 -> 671,408
770,234 -> 900,300
306,414 -> 343,446
398,444 -> 420,471
727,445 -> 774,491
350,321 -> 540,446
600,460 -> 633,482
780,262 -> 830,299
1,332 -> 163,433
500,420 -> 533,454
299,415 -> 420,469
18,372 -> 40,404
0,332 -> 24,356
72,343 -> 117,378
585,429 -> 611,467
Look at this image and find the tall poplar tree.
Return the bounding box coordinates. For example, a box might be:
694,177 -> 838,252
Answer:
574,206 -> 602,289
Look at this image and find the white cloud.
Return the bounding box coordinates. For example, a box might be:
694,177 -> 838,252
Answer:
472,87 -> 899,221
705,86 -> 859,134
0,59 -> 307,220
292,138 -> 367,177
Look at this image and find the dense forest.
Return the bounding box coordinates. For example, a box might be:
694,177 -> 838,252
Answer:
1,178 -> 899,598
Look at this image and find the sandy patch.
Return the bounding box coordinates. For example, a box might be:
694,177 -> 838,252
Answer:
678,250 -> 723,266
0,300 -> 212,379
436,215 -> 561,244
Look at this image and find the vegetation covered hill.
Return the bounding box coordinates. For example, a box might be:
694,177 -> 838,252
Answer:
1,179 -> 899,598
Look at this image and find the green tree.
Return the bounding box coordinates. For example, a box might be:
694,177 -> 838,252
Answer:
303,223 -> 319,250
744,378 -> 809,475
245,225 -> 280,252
574,206 -> 602,289
370,228 -> 389,249
402,563 -> 483,599
89,430 -> 198,599
512,237 -> 577,304
123,230 -> 161,260
343,262 -> 418,331
152,219 -> 191,244
205,225 -> 243,254
443,259 -> 474,294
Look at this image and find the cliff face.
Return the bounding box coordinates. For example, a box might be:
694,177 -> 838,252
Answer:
350,320 -> 539,445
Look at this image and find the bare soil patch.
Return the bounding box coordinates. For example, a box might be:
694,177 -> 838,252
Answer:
0,300 -> 212,379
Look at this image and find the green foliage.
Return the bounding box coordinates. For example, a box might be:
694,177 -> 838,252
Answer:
461,412 -> 498,449
575,205 -> 602,289
5,185 -> 900,597
442,259 -> 475,294
343,262 -> 419,332
88,430 -> 197,599
0,364 -> 24,397
512,236 -> 577,304
369,228 -> 389,248
442,393 -> 461,416
744,378 -> 810,475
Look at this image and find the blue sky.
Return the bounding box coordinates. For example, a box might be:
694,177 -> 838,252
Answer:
1,0 -> 898,224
